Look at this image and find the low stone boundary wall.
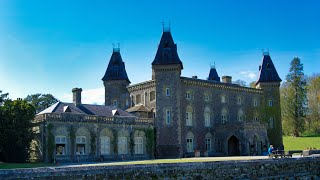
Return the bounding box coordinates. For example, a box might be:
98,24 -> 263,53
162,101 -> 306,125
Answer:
1,157 -> 320,179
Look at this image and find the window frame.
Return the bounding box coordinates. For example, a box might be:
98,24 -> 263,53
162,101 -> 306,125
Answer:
186,112 -> 193,126
204,112 -> 210,127
185,92 -> 191,99
186,138 -> 194,152
55,136 -> 67,155
205,138 -> 211,152
134,137 -> 143,154
76,136 -> 86,155
165,88 -> 170,97
165,109 -> 171,125
100,136 -> 110,155
118,137 -> 128,154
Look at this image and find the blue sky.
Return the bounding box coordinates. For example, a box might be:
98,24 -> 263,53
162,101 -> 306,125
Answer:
1,0 -> 319,104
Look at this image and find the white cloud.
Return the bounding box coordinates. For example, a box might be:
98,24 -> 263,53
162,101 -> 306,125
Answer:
240,71 -> 257,80
61,87 -> 105,105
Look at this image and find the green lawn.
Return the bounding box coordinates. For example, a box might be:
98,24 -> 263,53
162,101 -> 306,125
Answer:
283,136 -> 320,151
0,162 -> 54,169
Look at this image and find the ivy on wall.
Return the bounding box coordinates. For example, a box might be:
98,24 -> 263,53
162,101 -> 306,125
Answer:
69,126 -> 75,157
145,128 -> 155,158
129,131 -> 135,155
112,129 -> 118,154
47,124 -> 54,161
90,130 -> 96,155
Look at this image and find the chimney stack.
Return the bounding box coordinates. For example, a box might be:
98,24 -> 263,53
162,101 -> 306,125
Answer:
72,88 -> 82,106
222,76 -> 232,84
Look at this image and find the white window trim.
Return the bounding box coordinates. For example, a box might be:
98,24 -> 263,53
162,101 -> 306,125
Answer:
185,92 -> 191,99
100,136 -> 110,155
118,137 -> 128,154
55,136 -> 67,155
186,138 -> 193,152
76,136 -> 86,155
186,112 -> 192,126
134,137 -> 143,154
205,138 -> 211,152
221,95 -> 226,103
253,99 -> 258,107
204,113 -> 210,127
166,109 -> 171,125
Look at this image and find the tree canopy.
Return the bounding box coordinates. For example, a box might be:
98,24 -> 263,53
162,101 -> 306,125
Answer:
0,90 -> 9,105
25,93 -> 59,113
0,98 -> 36,162
281,57 -> 308,137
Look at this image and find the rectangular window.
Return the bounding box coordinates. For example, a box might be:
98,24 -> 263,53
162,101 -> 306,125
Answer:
205,138 -> 211,151
186,138 -> 193,152
205,94 -> 209,101
268,100 -> 273,107
205,113 -> 210,127
221,95 -> 226,103
118,137 -> 127,154
166,88 -> 170,96
100,136 -> 110,155
185,92 -> 191,99
269,117 -> 274,128
76,136 -> 86,155
221,115 -> 227,123
55,136 -> 66,155
237,97 -> 242,105
150,91 -> 156,101
186,112 -> 192,126
113,100 -> 118,107
166,110 -> 171,125
134,137 -> 143,154
253,100 -> 258,106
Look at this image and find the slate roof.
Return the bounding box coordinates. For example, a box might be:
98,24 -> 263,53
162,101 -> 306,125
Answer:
102,50 -> 130,83
38,102 -> 135,117
126,104 -> 150,113
152,31 -> 183,69
208,67 -> 220,82
256,54 -> 282,84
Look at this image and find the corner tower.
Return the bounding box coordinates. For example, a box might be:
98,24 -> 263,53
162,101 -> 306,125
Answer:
255,52 -> 283,148
152,27 -> 183,158
102,47 -> 130,109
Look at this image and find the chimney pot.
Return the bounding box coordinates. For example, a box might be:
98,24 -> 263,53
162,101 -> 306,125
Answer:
72,88 -> 82,106
222,76 -> 232,84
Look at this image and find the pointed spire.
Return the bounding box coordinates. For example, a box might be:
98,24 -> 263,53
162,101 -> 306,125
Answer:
152,24 -> 183,69
102,46 -> 130,83
256,51 -> 281,84
208,62 -> 220,82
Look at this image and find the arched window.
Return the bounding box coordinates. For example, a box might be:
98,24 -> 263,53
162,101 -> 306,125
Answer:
134,130 -> 146,155
204,107 -> 211,127
55,126 -> 68,155
150,91 -> 155,101
136,94 -> 142,104
186,132 -> 194,152
118,130 -> 129,154
221,108 -> 228,123
100,128 -> 113,155
238,109 -> 244,121
186,106 -> 193,126
205,133 -> 213,152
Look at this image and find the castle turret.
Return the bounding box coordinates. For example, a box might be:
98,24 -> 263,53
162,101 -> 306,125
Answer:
207,65 -> 220,82
102,47 -> 130,109
256,52 -> 283,148
152,27 -> 183,158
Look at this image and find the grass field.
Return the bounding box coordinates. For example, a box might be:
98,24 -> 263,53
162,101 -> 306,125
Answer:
0,162 -> 54,169
283,136 -> 320,151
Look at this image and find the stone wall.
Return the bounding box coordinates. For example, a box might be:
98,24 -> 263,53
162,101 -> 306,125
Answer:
1,157 -> 320,179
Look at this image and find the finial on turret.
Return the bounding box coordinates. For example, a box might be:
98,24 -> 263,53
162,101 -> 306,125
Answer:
113,43 -> 120,53
162,20 -> 171,32
262,48 -> 270,56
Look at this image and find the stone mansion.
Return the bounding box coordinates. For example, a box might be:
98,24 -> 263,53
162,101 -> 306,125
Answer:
35,28 -> 282,162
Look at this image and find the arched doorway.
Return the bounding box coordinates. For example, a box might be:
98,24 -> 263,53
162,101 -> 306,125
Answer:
228,136 -> 240,156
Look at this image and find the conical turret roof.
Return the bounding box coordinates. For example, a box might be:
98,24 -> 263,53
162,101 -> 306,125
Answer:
208,66 -> 220,82
102,49 -> 130,83
152,31 -> 183,69
256,53 -> 281,84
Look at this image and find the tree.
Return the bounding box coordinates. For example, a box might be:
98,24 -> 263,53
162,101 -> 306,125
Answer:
0,99 -> 36,162
234,79 -> 247,87
25,94 -> 59,113
282,57 -> 308,137
0,90 -> 9,105
305,74 -> 320,135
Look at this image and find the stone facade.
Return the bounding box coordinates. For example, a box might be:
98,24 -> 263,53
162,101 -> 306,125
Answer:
35,27 -> 283,161
104,29 -> 282,158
